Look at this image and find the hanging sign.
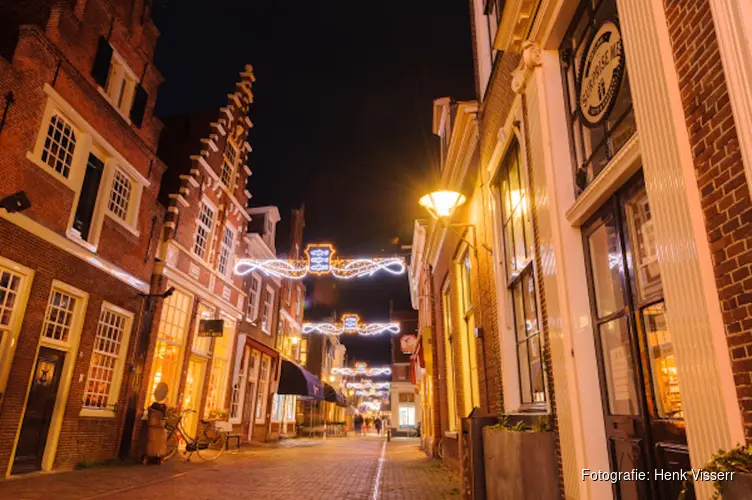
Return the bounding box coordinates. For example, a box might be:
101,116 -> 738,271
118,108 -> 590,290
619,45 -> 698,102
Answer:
198,319 -> 224,337
400,334 -> 418,354
577,20 -> 625,127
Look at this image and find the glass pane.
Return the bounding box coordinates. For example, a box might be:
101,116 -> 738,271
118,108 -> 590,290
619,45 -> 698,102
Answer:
643,302 -> 682,419
512,209 -> 526,272
504,220 -> 515,280
518,342 -> 532,404
599,317 -> 640,416
624,185 -> 662,303
529,335 -> 546,403
513,282 -> 526,342
588,219 -> 625,318
500,175 -> 511,221
508,147 -> 520,195
522,269 -> 538,336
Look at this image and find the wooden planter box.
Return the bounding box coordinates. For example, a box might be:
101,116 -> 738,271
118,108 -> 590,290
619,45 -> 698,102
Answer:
482,428 -> 559,500
720,472 -> 752,500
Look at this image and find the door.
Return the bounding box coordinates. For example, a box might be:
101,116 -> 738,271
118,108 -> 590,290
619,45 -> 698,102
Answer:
583,173 -> 690,500
12,347 -> 65,474
182,356 -> 207,438
242,350 -> 260,441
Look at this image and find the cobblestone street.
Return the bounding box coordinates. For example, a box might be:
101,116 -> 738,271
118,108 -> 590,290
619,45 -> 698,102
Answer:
0,438 -> 460,500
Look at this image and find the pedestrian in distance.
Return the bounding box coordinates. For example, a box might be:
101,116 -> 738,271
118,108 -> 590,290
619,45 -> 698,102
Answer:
374,417 -> 382,436
354,414 -> 364,436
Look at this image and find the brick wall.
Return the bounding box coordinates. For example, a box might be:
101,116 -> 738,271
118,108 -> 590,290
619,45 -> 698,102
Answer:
664,0 -> 752,442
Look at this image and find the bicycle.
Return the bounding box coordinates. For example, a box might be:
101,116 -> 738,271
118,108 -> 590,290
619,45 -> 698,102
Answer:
163,409 -> 227,462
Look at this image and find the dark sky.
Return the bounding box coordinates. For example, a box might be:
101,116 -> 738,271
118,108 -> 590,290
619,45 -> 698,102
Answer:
152,0 -> 475,363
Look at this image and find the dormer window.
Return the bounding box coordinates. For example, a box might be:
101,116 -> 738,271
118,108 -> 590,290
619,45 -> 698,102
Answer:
91,37 -> 148,127
104,53 -> 138,117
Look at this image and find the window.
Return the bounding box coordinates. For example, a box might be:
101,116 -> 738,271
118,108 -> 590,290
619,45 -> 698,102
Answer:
261,286 -> 274,334
104,52 -> 138,117
108,169 -> 132,222
271,393 -> 284,422
192,303 -> 214,356
247,274 -> 261,320
286,282 -> 292,305
194,201 -> 215,259
285,395 -> 296,421
230,345 -> 251,421
255,354 -> 271,422
299,337 -> 308,366
42,289 -> 78,344
560,0 -> 635,193
221,140 -> 237,189
41,114 -> 77,178
218,226 -> 235,275
399,392 -> 416,403
458,250 -> 481,412
399,405 -> 416,427
0,259 -> 33,397
82,305 -> 131,412
296,287 -> 304,319
205,318 -> 236,413
149,288 -> 192,405
497,142 -> 546,406
441,282 -> 458,431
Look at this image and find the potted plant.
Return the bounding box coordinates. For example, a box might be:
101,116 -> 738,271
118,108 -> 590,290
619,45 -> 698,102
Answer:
206,409 -> 231,432
681,444 -> 752,500
482,416 -> 559,500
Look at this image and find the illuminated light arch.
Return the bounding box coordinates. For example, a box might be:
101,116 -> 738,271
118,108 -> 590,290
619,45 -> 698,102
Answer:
233,243 -> 406,280
302,313 -> 400,337
331,366 -> 392,377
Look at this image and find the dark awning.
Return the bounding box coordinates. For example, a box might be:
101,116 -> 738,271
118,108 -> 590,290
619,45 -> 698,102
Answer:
278,359 -> 324,400
323,383 -> 348,407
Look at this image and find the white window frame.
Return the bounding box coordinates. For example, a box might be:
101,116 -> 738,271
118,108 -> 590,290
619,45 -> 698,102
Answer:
106,167 -> 142,232
0,256 -> 35,398
260,285 -> 274,334
255,354 -> 271,423
247,273 -> 262,320
80,302 -> 134,417
98,48 -> 138,123
217,224 -> 236,276
193,199 -> 217,261
26,90 -> 148,251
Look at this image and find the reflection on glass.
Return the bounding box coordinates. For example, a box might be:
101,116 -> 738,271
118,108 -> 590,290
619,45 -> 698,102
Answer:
600,317 -> 639,415
644,303 -> 683,419
518,342 -> 531,404
589,220 -> 625,318
624,188 -> 662,303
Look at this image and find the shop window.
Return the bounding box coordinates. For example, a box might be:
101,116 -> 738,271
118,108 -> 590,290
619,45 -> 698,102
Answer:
149,288 -> 192,405
560,0 -> 635,194
256,354 -> 271,422
205,318 -> 236,413
441,281 -> 459,432
82,305 -> 132,412
399,405 -> 416,427
496,141 -> 546,407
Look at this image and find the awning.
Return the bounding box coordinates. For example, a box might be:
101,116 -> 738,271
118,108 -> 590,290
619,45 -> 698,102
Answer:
323,383 -> 348,407
278,359 -> 324,400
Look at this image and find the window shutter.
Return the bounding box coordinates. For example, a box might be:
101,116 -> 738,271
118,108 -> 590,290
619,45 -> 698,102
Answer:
130,84 -> 148,127
91,37 -> 113,87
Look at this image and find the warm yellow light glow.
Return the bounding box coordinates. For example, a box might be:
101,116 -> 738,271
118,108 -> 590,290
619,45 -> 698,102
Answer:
290,336 -> 299,345
329,375 -> 335,382
419,190 -> 467,219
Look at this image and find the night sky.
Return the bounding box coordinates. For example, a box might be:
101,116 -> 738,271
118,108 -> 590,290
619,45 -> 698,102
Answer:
152,0 -> 475,363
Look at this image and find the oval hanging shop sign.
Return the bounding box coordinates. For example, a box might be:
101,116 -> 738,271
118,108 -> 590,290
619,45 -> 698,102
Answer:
577,20 -> 625,127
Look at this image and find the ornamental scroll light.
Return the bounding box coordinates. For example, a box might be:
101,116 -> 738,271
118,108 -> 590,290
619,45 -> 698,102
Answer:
302,313 -> 400,337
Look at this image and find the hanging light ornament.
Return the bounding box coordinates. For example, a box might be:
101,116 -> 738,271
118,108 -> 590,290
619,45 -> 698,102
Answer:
331,363 -> 392,377
234,243 -> 405,280
302,313 -> 400,336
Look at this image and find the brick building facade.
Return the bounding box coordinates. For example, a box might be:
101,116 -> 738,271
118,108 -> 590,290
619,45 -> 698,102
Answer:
0,0 -> 165,476
411,0 -> 751,499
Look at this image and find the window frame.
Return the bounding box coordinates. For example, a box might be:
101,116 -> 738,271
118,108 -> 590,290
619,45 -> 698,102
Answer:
0,256 -> 35,398
99,48 -> 138,123
221,138 -> 238,190
247,274 -> 262,320
441,279 -> 459,433
80,302 -> 134,417
217,224 -> 236,276
260,285 -> 275,334
456,247 -> 481,413
255,354 -> 272,423
193,199 -> 217,261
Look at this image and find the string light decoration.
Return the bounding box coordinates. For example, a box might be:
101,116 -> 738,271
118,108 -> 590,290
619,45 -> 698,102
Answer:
233,243 -> 406,280
331,363 -> 392,377
346,381 -> 391,390
355,390 -> 388,397
302,313 -> 400,336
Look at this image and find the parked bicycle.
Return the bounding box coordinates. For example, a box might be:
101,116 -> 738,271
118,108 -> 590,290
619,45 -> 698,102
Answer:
163,409 -> 227,462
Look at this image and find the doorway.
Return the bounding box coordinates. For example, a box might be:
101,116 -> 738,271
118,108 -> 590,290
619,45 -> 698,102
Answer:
12,347 -> 65,474
583,173 -> 691,499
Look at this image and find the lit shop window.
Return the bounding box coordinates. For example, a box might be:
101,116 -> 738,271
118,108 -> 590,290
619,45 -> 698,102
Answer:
149,289 -> 192,405
205,318 -> 236,413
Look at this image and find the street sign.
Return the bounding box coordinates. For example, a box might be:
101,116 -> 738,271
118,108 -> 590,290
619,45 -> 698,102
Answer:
198,319 -> 224,337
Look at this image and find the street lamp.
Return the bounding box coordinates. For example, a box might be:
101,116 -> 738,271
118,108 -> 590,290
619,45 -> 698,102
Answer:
329,375 -> 335,383
0,191 -> 31,213
418,190 -> 466,219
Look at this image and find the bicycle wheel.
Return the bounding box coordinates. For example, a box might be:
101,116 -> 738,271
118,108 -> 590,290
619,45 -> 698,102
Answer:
164,429 -> 180,461
196,427 -> 226,461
